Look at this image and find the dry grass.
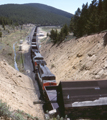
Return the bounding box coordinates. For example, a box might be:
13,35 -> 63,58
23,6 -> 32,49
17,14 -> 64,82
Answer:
0,24 -> 34,69
0,99 -> 39,120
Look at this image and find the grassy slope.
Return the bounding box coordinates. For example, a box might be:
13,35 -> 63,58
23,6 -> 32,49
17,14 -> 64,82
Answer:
0,25 -> 34,69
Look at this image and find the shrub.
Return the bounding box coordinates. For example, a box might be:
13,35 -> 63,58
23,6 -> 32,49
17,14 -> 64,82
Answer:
14,112 -> 25,120
51,64 -> 55,69
0,100 -> 38,120
80,64 -> 87,71
0,100 -> 11,118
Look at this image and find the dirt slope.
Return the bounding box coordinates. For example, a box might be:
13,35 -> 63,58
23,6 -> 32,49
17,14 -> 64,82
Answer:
40,32 -> 107,84
0,59 -> 44,119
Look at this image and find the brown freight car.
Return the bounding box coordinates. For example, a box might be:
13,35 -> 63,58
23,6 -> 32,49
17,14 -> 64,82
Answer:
57,80 -> 107,119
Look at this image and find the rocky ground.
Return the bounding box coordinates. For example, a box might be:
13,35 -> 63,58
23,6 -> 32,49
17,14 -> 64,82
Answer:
40,29 -> 107,84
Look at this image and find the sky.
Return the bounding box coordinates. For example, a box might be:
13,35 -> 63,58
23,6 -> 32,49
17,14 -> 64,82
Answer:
0,0 -> 93,14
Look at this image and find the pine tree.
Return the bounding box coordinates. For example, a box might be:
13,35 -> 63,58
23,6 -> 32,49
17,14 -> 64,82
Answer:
2,23 -> 5,30
62,24 -> 69,37
0,32 -> 2,37
69,17 -> 74,32
98,0 -> 102,14
103,0 -> 107,12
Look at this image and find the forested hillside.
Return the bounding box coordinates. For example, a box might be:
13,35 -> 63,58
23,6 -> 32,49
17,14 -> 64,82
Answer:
69,0 -> 107,37
0,4 -> 72,25
25,3 -> 73,19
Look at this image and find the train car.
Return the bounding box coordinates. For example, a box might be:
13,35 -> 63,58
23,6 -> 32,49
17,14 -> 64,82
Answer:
31,44 -> 38,53
31,48 -> 40,58
33,32 -> 37,36
57,80 -> 107,119
44,86 -> 59,114
37,64 -> 57,91
31,42 -> 37,45
31,43 -> 40,56
33,52 -> 44,60
32,36 -> 36,39
35,26 -> 38,32
32,52 -> 46,71
32,38 -> 36,42
41,80 -> 107,119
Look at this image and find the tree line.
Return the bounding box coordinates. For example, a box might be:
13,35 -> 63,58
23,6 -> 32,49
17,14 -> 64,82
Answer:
49,0 -> 107,44
0,17 -> 13,37
69,0 -> 107,37
0,17 -> 12,26
49,24 -> 69,45
0,4 -> 71,26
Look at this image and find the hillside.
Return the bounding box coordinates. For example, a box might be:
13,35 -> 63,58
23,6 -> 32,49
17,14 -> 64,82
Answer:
0,4 -> 72,25
40,27 -> 107,84
25,3 -> 73,18
0,59 -> 44,119
0,25 -> 44,119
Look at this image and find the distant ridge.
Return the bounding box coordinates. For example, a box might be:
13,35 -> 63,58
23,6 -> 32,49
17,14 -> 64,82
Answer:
24,3 -> 73,19
0,3 -> 73,25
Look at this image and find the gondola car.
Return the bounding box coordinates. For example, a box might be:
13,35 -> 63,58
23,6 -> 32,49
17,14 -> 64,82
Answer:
37,64 -> 57,91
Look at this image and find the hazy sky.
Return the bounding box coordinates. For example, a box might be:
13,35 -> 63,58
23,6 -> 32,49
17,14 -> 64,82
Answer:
0,0 -> 92,14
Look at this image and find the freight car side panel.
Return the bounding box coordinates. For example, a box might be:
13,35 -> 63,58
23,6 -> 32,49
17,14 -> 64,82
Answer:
45,86 -> 59,111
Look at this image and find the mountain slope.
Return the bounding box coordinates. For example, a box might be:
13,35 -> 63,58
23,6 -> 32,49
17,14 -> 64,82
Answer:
25,3 -> 73,19
0,4 -> 72,25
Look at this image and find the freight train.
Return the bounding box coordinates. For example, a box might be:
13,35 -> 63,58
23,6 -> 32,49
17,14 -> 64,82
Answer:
30,26 -> 107,119
31,26 -> 57,92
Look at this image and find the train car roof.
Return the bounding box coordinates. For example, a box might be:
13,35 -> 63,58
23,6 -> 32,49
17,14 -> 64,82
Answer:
35,52 -> 43,57
57,80 -> 107,108
32,38 -> 36,42
31,42 -> 37,44
31,48 -> 39,53
33,53 -> 43,59
34,50 -> 40,53
31,45 -> 37,47
35,60 -> 47,65
39,64 -> 55,80
33,36 -> 36,39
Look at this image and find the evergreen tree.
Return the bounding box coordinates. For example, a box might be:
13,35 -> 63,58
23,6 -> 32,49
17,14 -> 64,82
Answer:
49,25 -> 69,44
62,24 -> 69,37
0,32 -> 2,37
103,0 -> 107,12
69,0 -> 107,37
69,17 -> 74,32
47,33 -> 49,37
98,0 -> 102,14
